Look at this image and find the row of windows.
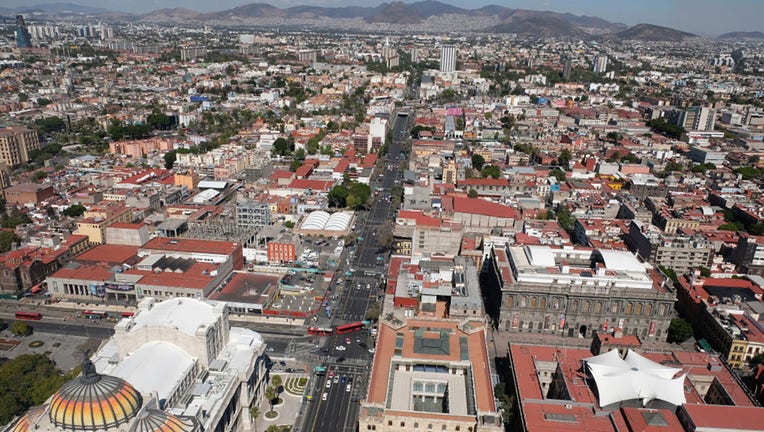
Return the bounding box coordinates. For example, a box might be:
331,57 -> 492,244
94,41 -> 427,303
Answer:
507,296 -> 669,317
369,422 -> 472,431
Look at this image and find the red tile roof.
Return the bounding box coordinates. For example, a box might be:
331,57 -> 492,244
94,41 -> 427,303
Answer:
450,196 -> 517,219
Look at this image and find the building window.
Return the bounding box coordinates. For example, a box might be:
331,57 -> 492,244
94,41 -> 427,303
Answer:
611,302 -> 619,314
594,302 -> 602,314
583,301 -> 591,313
636,303 -> 643,315
506,296 -> 514,308
401,422 -> 405,427
414,423 -> 419,429
540,297 -> 547,309
645,304 -> 653,316
530,297 -> 538,308
626,303 -> 633,315
388,421 -> 393,426
570,300 -> 578,312
428,424 -> 433,430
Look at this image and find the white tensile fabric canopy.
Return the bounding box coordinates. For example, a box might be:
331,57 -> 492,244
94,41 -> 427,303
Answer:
584,349 -> 686,407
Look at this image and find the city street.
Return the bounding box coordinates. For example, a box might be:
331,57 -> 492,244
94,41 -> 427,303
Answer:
298,111 -> 411,432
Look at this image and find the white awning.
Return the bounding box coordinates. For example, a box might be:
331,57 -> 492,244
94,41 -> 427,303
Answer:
584,349 -> 686,407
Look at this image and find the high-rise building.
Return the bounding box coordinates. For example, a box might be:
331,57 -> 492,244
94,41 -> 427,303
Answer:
678,106 -> 716,131
593,55 -> 608,73
410,46 -> 418,63
440,44 -> 456,72
0,126 -> 40,166
562,57 -> 572,80
15,15 -> 32,49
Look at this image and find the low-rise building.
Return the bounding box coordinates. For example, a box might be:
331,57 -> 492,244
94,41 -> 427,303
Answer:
486,244 -> 676,340
359,317 -> 503,432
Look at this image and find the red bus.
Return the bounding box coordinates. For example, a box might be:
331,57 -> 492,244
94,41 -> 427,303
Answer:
121,311 -> 135,318
81,310 -> 108,320
335,321 -> 363,334
307,327 -> 333,336
15,311 -> 42,320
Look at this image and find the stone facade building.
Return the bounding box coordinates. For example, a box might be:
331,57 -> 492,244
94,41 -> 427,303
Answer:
485,244 -> 676,340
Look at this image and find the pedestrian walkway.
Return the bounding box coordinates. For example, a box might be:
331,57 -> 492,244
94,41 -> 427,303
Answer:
254,373 -> 304,432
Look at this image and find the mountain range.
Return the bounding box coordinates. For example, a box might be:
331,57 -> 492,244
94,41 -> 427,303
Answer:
5,0 -> 753,41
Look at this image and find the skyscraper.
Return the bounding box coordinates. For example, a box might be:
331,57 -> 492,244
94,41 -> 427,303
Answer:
440,44 -> 456,72
593,55 -> 608,73
15,15 -> 32,49
562,57 -> 572,80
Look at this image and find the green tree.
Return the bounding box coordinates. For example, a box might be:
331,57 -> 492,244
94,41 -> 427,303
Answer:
347,182 -> 371,210
664,161 -> 684,173
556,207 -> 574,231
659,266 -> 678,284
606,132 -> 623,142
467,189 -> 478,198
748,352 -> 764,369
365,302 -> 381,321
481,165 -> 501,179
11,321 -> 31,337
265,385 -> 277,412
328,185 -> 349,208
62,204 -> 87,218
271,375 -> 283,396
471,154 -> 485,170
667,318 -> 693,343
550,168 -> 566,182
557,149 -> 572,168
250,405 -> 261,432
698,266 -> 711,277
34,116 -> 66,135
0,354 -> 77,424
0,231 -> 19,253
32,171 -> 47,182
271,138 -> 290,156
284,221 -> 295,229
164,150 -> 177,169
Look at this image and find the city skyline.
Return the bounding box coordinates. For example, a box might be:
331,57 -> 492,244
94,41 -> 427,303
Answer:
2,0 -> 763,36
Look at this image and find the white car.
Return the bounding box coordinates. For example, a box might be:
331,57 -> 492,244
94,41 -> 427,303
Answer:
325,380 -> 331,388
322,392 -> 328,401
346,384 -> 352,392
333,376 -> 340,384
336,345 -> 346,351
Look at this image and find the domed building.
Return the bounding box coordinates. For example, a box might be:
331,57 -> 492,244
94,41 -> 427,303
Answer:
5,297 -> 267,432
6,357 -> 198,432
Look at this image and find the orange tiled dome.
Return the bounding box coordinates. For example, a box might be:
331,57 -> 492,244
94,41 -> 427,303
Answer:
8,405 -> 46,432
48,359 -> 143,430
129,409 -> 196,432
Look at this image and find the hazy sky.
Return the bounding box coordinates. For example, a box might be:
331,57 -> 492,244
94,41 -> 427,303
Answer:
8,0 -> 764,36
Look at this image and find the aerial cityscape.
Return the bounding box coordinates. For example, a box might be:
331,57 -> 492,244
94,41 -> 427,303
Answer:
1,1 -> 764,431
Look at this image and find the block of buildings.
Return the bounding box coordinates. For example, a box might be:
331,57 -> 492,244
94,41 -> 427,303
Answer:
486,244 -> 676,340
359,317 -> 502,432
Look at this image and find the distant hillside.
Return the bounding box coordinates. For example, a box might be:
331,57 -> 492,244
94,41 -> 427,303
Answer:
7,2 -> 108,14
486,9 -> 586,37
717,31 -> 764,40
365,2 -> 423,24
609,23 -> 696,42
8,1 -> 715,40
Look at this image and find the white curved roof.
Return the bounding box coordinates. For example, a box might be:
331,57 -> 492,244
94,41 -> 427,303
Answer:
326,212 -> 352,231
110,340 -> 195,403
584,349 -> 686,407
132,298 -> 218,336
300,210 -> 353,231
301,211 -> 331,230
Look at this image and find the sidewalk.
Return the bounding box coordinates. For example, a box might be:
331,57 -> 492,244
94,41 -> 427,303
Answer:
254,373 -> 306,432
